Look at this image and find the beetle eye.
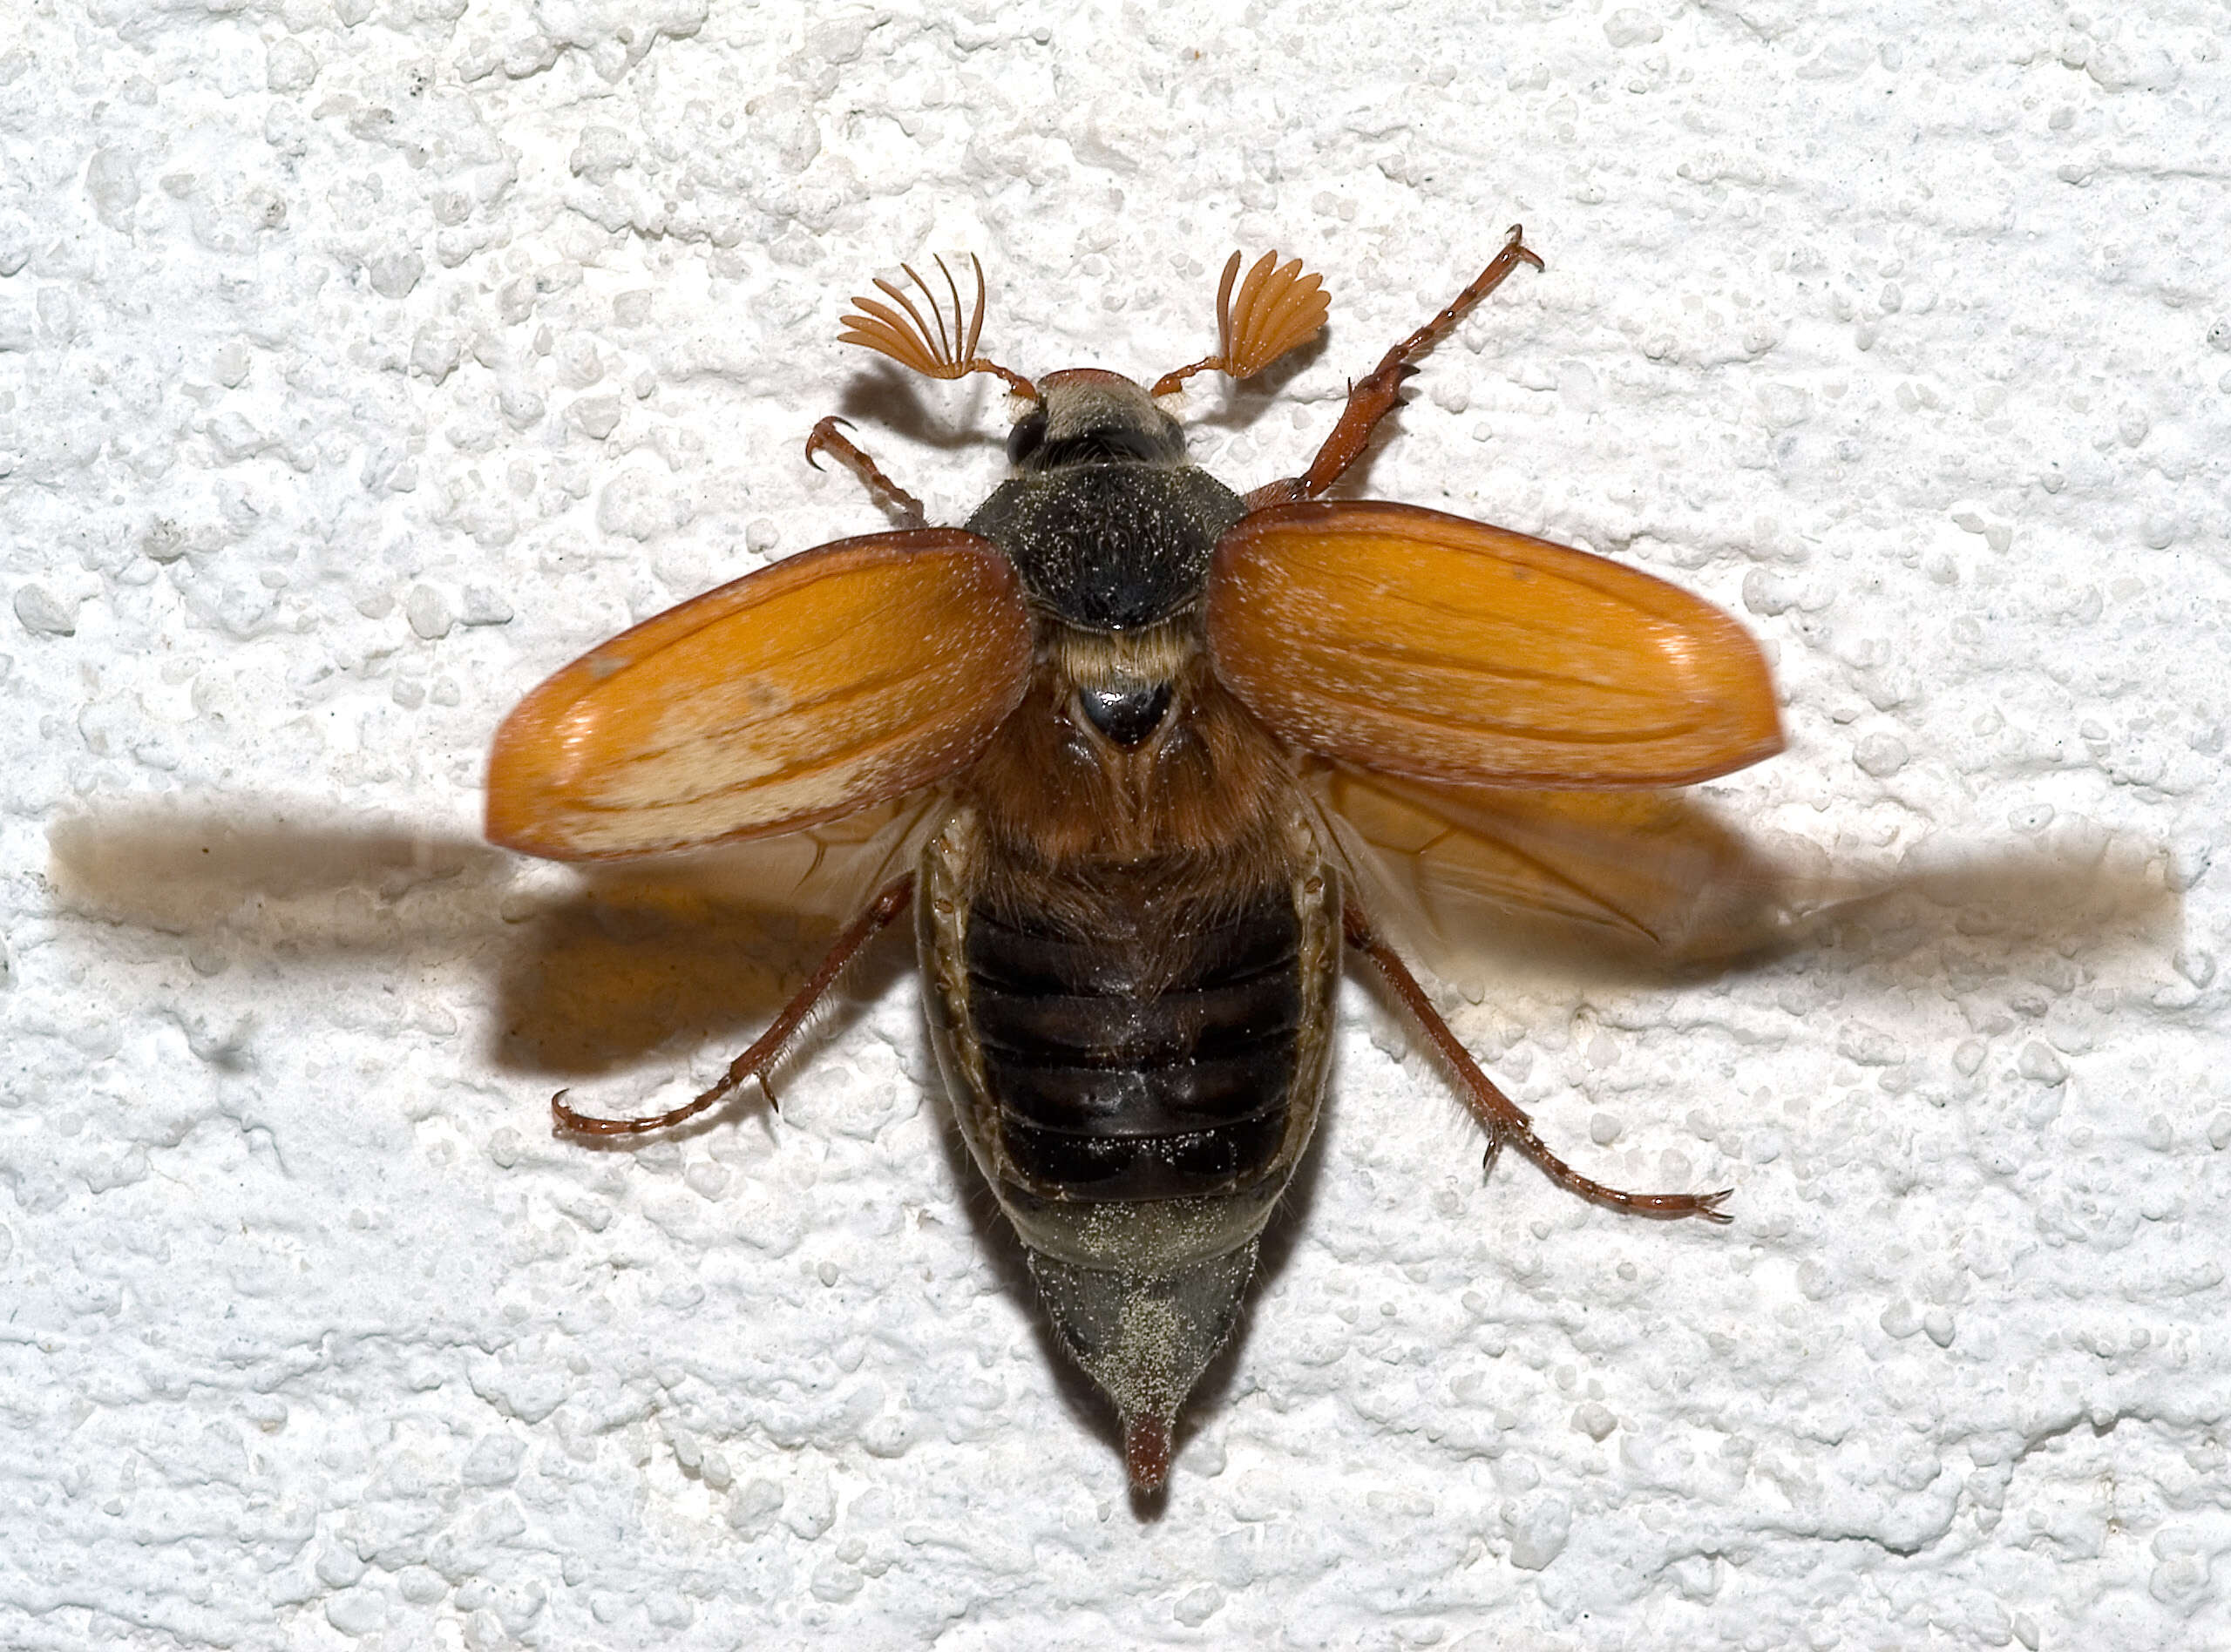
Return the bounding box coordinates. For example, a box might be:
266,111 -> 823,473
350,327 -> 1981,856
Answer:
1006,407 -> 1048,467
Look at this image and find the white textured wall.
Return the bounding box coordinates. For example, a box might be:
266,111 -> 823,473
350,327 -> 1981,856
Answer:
6,1 -> 2228,1647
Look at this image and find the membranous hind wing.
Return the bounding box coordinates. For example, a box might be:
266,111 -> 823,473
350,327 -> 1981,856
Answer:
573,791 -> 949,929
1206,501 -> 1781,788
1312,766 -> 1822,972
487,530 -> 1034,860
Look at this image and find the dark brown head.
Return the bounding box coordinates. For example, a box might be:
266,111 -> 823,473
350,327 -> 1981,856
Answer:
1004,369 -> 1187,474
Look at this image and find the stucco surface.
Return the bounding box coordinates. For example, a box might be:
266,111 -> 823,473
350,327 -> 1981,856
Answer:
3,1 -> 2228,1647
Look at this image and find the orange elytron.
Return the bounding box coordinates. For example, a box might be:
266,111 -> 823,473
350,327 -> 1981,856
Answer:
486,229 -> 1782,1493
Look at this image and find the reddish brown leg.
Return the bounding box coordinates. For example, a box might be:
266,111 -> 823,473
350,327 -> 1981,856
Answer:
1342,897 -> 1732,1222
553,876 -> 916,1138
1246,226 -> 1545,511
804,416 -> 928,529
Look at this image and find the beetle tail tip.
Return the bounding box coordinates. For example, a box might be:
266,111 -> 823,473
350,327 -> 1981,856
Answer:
1122,1412 -> 1172,1493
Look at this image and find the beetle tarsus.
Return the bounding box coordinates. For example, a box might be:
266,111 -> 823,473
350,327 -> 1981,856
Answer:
804,415 -> 929,529
1271,226 -> 1544,504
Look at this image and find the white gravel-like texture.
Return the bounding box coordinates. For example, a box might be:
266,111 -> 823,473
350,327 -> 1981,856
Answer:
6,2 -> 2229,1648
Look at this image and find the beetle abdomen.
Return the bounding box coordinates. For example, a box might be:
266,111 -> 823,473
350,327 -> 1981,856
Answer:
917,797 -> 1339,1484
963,893 -> 1301,1200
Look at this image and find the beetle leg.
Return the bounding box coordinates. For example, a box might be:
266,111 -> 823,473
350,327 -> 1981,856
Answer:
805,416 -> 930,529
1248,227 -> 1545,510
1342,896 -> 1733,1223
553,875 -> 916,1137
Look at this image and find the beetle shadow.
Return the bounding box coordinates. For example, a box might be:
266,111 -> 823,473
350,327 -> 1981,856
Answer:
1401,830 -> 2180,1001
913,1076 -> 1126,1485
1179,334 -> 1328,435
784,369 -> 1015,534
44,804 -> 855,1121
827,367 -> 996,456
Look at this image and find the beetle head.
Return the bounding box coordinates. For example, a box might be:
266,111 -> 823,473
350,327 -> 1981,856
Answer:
1004,369 -> 1186,473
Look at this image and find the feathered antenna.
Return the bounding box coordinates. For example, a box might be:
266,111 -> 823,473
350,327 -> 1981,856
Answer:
837,255 -> 1036,399
1151,251 -> 1330,396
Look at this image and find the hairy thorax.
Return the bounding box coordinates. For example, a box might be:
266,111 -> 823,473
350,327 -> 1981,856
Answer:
954,616 -> 1311,955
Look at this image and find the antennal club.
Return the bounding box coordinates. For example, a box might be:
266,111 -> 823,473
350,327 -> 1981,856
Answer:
837,254 -> 1037,399
1151,250 -> 1330,396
